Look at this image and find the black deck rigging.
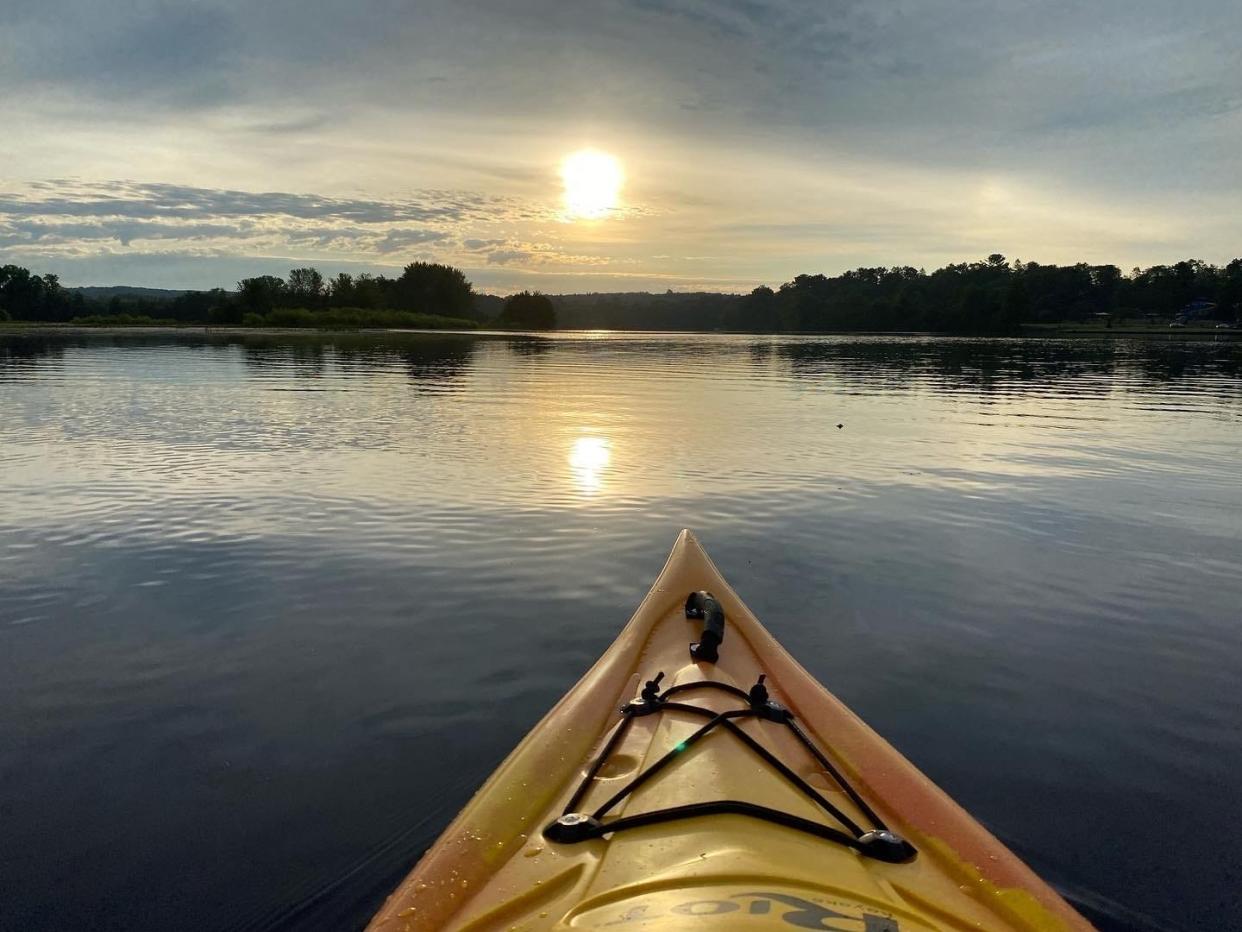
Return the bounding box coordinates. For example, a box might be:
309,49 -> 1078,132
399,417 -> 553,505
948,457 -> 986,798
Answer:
543,591 -> 916,864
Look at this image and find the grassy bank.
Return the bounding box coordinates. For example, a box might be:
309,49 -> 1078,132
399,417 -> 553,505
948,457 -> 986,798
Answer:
70,313 -> 183,327
241,307 -> 478,330
1023,321 -> 1239,335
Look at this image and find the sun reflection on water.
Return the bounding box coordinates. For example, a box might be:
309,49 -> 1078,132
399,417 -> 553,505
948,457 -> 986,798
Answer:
568,435 -> 611,494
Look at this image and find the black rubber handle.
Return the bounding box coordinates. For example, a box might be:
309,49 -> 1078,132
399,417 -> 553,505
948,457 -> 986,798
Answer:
685,591 -> 725,663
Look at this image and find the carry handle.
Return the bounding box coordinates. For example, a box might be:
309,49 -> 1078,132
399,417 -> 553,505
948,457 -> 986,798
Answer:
685,591 -> 725,663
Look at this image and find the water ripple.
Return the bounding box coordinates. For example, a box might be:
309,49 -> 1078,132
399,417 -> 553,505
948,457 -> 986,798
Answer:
1,330 -> 1239,931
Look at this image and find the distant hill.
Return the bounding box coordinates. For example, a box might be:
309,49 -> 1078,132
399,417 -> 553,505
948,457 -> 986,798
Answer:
471,293 -> 505,322
69,286 -> 189,301
471,291 -> 739,330
551,291 -> 740,330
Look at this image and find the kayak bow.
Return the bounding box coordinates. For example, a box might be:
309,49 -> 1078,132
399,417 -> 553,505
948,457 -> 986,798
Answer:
369,530 -> 1090,931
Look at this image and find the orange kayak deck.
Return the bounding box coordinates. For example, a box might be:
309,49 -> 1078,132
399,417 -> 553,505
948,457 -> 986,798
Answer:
368,530 -> 1091,931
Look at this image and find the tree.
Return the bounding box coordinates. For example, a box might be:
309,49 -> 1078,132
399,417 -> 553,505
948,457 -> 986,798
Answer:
391,262 -> 473,315
0,264 -> 74,320
208,303 -> 244,325
286,267 -> 324,306
736,285 -> 776,331
168,288 -> 230,323
952,285 -> 998,332
329,273 -> 354,307
352,273 -> 385,309
4,253 -> 1239,331
1221,259 -> 1242,319
237,275 -> 286,313
498,291 -> 556,330
1090,264 -> 1121,313
1000,277 -> 1030,331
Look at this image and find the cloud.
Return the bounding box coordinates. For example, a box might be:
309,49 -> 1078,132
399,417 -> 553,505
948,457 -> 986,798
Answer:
484,249 -> 532,265
0,180 -> 557,264
1,1 -> 1238,290
375,228 -> 455,253
0,219 -> 248,248
453,235 -> 609,267
5,1 -> 1239,149
0,179 -> 631,288
0,180 -> 523,225
460,238 -> 611,267
461,238 -> 507,252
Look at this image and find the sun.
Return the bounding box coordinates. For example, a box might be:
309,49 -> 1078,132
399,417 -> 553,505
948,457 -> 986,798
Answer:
561,149 -> 623,220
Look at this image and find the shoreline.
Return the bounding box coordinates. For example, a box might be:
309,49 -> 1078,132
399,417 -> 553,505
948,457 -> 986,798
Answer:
2,322 -> 1238,339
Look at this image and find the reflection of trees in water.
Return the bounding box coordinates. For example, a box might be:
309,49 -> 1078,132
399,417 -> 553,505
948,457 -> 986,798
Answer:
0,334 -> 68,378
239,337 -> 328,379
505,336 -> 553,357
748,341 -> 774,363
1,332 -> 214,378
1127,340 -> 1242,385
396,337 -> 476,386
232,333 -> 478,387
775,338 -> 1242,396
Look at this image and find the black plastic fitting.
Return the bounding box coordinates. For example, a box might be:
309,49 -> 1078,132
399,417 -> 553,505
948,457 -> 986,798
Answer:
857,830 -> 917,863
543,813 -> 603,843
685,591 -> 725,663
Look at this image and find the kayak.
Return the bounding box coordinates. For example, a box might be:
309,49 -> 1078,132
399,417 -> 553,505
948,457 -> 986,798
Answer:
369,530 -> 1090,931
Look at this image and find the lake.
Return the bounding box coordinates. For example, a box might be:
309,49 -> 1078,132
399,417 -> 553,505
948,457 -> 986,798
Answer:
2,329 -> 1239,931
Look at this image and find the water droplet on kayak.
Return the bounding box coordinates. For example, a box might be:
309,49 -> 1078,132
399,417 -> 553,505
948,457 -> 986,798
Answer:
461,879 -> 469,888
523,846 -> 544,858
398,907 -> 417,917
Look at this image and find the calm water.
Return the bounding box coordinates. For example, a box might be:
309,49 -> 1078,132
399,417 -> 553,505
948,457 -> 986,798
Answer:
2,330 -> 1240,931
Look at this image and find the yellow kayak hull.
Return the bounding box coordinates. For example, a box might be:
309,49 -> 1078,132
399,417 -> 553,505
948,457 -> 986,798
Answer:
369,531 -> 1090,931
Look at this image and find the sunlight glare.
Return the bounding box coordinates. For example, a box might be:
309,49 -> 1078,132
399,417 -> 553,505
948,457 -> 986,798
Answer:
569,435 -> 612,493
561,149 -> 623,220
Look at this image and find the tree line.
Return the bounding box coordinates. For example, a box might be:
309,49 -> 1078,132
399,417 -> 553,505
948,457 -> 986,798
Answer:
722,256 -> 1242,334
3,256 -> 1240,332
0,261 -> 560,330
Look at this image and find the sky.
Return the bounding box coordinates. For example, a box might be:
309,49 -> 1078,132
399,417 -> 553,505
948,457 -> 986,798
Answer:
1,0 -> 1239,294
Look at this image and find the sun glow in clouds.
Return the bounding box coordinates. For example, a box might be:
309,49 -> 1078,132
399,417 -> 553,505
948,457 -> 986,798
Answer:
569,435 -> 612,493
561,149 -> 623,219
